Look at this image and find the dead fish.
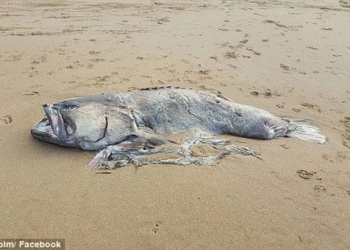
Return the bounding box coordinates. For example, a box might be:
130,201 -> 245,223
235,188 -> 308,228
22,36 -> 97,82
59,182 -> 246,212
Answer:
31,88 -> 326,167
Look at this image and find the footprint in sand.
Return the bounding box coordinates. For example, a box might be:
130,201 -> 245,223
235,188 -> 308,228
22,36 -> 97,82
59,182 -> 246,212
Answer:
314,184 -> 327,193
280,63 -> 307,75
340,0 -> 350,8
4,53 -> 23,62
300,102 -> 322,113
250,90 -> 281,98
246,47 -> 261,56
25,91 -> 40,96
297,170 -> 336,195
280,63 -> 290,71
222,39 -> 261,60
297,169 -> 316,179
30,55 -> 47,65
322,152 -> 349,163
339,117 -> 350,149
2,115 -> 12,125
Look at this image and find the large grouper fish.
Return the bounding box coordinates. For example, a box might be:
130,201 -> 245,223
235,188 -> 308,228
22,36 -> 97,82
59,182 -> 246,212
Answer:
31,87 -> 326,168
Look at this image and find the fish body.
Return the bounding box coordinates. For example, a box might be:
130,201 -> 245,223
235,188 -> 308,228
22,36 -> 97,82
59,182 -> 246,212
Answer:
31,88 -> 325,166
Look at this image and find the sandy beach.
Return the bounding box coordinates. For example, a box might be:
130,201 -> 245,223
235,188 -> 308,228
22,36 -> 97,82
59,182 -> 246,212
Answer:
1,0 -> 350,249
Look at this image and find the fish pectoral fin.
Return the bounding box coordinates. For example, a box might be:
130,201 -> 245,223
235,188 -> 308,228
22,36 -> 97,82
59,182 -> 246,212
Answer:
137,127 -> 178,146
86,136 -> 154,169
87,147 -> 112,169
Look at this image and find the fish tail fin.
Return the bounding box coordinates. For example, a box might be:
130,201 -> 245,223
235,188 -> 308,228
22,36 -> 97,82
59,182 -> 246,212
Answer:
284,118 -> 326,144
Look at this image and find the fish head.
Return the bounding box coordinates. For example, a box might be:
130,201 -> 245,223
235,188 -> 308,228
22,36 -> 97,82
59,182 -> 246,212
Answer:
31,101 -> 110,149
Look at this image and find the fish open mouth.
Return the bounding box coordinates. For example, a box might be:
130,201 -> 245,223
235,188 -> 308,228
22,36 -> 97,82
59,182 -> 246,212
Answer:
31,104 -> 71,146
31,116 -> 57,140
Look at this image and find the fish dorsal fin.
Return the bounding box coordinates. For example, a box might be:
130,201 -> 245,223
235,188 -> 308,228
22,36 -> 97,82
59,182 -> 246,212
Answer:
138,86 -> 187,91
217,91 -> 233,102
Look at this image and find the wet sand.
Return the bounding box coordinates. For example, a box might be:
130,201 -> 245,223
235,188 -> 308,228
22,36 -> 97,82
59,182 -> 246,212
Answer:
1,0 -> 350,249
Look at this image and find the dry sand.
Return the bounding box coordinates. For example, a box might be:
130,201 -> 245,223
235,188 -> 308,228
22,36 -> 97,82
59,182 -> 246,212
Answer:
1,0 -> 350,249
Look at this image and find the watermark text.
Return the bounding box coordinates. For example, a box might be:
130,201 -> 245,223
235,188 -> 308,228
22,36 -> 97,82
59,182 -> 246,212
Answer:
0,239 -> 65,249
